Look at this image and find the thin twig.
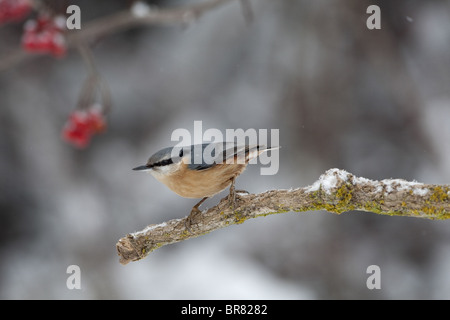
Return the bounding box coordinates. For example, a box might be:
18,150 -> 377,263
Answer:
75,43 -> 111,114
0,0 -> 239,72
116,168 -> 450,264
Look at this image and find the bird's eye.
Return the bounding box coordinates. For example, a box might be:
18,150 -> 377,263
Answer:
179,148 -> 183,157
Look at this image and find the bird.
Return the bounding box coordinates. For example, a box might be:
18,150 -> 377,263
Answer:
133,142 -> 277,230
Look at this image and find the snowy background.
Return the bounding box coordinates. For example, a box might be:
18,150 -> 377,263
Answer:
1,0 -> 450,299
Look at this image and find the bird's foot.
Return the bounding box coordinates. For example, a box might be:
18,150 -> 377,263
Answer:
185,197 -> 208,233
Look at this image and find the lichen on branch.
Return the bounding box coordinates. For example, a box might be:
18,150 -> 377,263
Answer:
116,168 -> 450,265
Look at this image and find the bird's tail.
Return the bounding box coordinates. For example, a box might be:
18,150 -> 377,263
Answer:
243,144 -> 280,164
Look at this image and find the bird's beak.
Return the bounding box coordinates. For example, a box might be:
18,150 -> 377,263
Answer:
132,165 -> 151,171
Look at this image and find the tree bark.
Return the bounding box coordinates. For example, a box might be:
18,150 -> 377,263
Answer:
117,168 -> 450,264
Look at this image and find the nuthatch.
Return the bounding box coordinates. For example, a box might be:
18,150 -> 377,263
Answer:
133,142 -> 276,229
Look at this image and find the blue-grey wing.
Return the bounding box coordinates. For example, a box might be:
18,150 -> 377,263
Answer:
186,143 -> 222,171
186,142 -> 264,171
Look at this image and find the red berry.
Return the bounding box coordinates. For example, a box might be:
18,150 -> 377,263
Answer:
0,0 -> 32,25
62,111 -> 92,148
86,110 -> 107,133
62,125 -> 92,148
21,14 -> 67,58
62,109 -> 107,148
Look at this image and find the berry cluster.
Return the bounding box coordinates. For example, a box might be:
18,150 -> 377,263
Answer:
62,108 -> 107,148
0,0 -> 32,24
22,15 -> 67,57
2,1 -> 110,149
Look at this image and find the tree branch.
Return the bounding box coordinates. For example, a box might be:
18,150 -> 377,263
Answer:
0,0 -> 240,72
116,168 -> 450,264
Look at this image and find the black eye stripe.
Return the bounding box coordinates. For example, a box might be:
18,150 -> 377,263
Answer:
153,158 -> 173,167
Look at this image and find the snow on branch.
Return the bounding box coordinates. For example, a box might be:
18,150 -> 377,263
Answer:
116,168 -> 450,265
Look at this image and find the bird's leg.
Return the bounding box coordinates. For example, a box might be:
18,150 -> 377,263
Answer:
228,178 -> 250,210
228,177 -> 236,210
185,197 -> 208,232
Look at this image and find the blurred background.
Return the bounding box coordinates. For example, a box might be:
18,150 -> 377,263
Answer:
1,0 -> 450,299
